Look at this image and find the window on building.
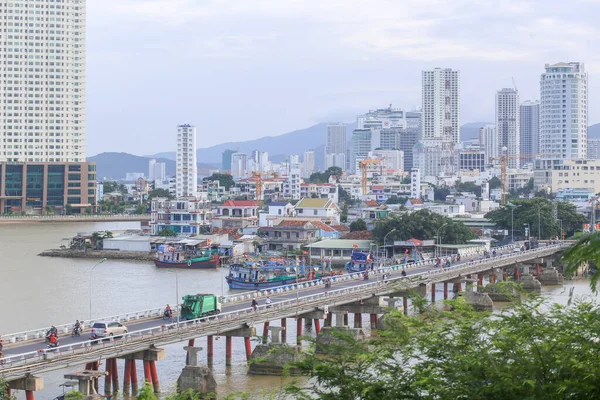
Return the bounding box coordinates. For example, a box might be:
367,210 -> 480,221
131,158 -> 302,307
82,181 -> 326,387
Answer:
68,173 -> 81,181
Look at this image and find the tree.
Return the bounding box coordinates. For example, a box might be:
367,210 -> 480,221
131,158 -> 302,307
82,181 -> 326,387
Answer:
340,204 -> 349,223
0,377 -> 16,400
433,186 -> 451,201
349,219 -> 367,232
102,181 -> 128,195
485,198 -> 586,240
386,196 -> 407,205
286,296 -> 600,400
562,231 -> 600,293
308,167 -> 343,184
157,228 -> 178,237
65,204 -> 73,215
371,209 -> 475,245
137,382 -> 157,400
147,188 -> 173,200
488,176 -> 501,190
135,204 -> 147,214
338,185 -> 352,204
455,181 -> 482,197
205,173 -> 235,190
64,391 -> 84,400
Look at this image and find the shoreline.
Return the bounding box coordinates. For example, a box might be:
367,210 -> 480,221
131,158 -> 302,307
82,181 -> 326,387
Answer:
38,249 -> 155,261
0,215 -> 150,224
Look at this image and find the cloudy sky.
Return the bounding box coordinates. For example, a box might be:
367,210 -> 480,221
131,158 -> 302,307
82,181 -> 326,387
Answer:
87,0 -> 599,156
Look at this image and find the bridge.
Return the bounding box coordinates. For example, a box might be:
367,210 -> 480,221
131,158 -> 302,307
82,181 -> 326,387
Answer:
0,243 -> 570,398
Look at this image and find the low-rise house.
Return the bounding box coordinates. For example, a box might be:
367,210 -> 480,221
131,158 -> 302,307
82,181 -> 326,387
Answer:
259,220 -> 319,252
212,200 -> 259,229
305,239 -> 374,265
294,198 -> 341,224
300,183 -> 339,203
150,197 -> 212,235
258,202 -> 295,227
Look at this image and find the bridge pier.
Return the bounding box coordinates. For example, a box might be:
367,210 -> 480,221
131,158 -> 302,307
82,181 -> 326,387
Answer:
478,274 -> 484,287
221,325 -> 256,364
131,360 -> 139,395
263,322 -> 270,344
225,336 -> 232,366
244,337 -> 252,361
280,319 -> 287,343
443,282 -> 449,299
178,346 -> 217,397
296,318 -> 303,344
402,297 -> 408,315
207,335 -> 214,365
123,359 -> 132,395
369,314 -> 378,329
111,358 -> 119,393
249,326 -> 303,376
314,319 -> 321,334
104,360 -> 112,395
490,274 -> 496,284
9,375 -> 43,400
431,283 -> 436,302
150,360 -> 160,393
64,370 -> 107,399
354,313 -> 362,328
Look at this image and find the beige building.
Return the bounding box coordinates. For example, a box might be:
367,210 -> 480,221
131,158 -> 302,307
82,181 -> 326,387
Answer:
534,159 -> 600,194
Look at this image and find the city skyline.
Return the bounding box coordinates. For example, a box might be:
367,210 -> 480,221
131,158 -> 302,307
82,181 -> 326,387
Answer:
85,0 -> 600,156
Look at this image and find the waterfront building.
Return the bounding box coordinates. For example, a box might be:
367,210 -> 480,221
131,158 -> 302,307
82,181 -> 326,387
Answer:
496,88 -> 520,168
588,139 -> 600,160
176,124 -> 197,198
326,123 -> 347,170
150,197 -> 212,235
300,183 -> 338,203
283,167 -> 302,200
351,129 -> 374,173
520,101 -> 540,167
534,159 -> 600,194
0,0 -> 87,163
0,162 -> 96,214
294,197 -> 340,224
213,200 -> 259,229
539,62 -> 588,168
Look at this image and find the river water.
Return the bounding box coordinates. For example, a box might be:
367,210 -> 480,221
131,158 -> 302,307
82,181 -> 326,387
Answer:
0,221 -> 597,399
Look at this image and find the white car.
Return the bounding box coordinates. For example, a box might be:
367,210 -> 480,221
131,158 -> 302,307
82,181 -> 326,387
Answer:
91,321 -> 128,338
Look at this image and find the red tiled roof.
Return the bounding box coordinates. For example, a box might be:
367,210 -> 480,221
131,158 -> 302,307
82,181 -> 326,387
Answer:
211,227 -> 243,240
310,220 -> 336,232
221,200 -> 258,207
409,199 -> 424,205
330,224 -> 350,232
342,230 -> 373,240
364,200 -> 379,207
371,186 -> 384,190
277,220 -> 311,227
407,238 -> 423,245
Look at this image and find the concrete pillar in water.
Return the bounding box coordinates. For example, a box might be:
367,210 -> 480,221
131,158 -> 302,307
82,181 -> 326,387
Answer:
280,319 -> 287,343
225,336 -> 232,366
444,282 -> 449,299
431,283 -> 436,302
354,313 -> 362,328
207,336 -> 214,365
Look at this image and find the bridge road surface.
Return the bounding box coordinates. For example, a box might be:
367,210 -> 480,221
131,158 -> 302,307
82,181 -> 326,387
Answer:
0,250 -> 525,358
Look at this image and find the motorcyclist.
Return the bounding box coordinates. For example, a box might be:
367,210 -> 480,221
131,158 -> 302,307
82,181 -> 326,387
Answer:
72,320 -> 81,337
401,270 -> 407,277
164,304 -> 173,318
0,336 -> 4,358
48,332 -> 58,348
325,278 -> 331,288
251,299 -> 258,311
45,326 -> 58,344
265,296 -> 272,308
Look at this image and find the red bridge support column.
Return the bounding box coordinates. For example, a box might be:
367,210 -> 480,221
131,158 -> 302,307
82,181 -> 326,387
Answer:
131,360 -> 139,395
143,360 -> 152,385
280,319 -> 287,343
225,336 -> 233,366
25,391 -> 34,400
186,339 -> 195,364
490,274 -> 496,284
403,297 -> 408,316
149,360 -> 160,393
478,274 -> 484,287
354,313 -> 362,328
343,313 -> 349,326
111,358 -> 120,393
314,319 -> 321,334
207,335 -> 214,365
244,337 -> 252,361
431,283 -> 436,302
104,359 -> 113,395
123,359 -> 132,395
263,322 -> 270,344
443,282 -> 449,299
296,318 -> 303,345
515,268 -> 521,281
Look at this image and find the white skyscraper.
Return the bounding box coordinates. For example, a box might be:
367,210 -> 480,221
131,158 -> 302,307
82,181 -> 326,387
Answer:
0,0 -> 87,163
148,159 -> 166,182
480,125 -> 498,163
540,62 -> 588,168
496,88 -> 520,168
230,153 -> 248,180
520,101 -> 540,167
326,123 -> 347,169
303,150 -> 315,178
176,124 -> 197,198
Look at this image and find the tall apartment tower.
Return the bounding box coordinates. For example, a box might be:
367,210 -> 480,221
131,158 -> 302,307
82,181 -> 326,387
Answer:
422,68 -> 460,176
495,88 -> 520,168
540,62 -> 588,168
520,101 -> 540,167
230,153 -> 248,180
480,125 -> 498,164
176,124 -> 197,198
303,149 -> 315,178
326,123 -> 347,169
0,0 -> 87,163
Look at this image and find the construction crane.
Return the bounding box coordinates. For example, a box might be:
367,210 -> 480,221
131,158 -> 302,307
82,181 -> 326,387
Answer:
358,158 -> 383,196
488,152 -> 555,206
251,171 -> 280,207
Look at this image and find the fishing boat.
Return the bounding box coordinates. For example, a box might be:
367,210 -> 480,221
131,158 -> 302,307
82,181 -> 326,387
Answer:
154,245 -> 220,269
226,258 -> 324,290
345,251 -> 375,273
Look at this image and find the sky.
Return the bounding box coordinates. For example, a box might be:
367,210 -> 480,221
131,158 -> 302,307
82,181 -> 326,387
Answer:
87,0 -> 600,156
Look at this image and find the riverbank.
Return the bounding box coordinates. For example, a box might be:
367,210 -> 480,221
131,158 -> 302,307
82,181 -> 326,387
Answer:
38,248 -> 155,261
0,214 -> 150,224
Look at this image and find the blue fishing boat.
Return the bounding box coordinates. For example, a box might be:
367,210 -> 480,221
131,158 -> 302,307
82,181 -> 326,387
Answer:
345,251 -> 375,273
226,258 -> 326,290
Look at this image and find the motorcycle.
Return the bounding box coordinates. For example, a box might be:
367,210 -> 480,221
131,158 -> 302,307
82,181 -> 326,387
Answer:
45,327 -> 58,344
163,309 -> 173,320
47,340 -> 59,350
71,325 -> 81,337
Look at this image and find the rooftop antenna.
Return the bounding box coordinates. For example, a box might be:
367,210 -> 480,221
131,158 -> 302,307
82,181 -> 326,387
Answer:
512,77 -> 518,91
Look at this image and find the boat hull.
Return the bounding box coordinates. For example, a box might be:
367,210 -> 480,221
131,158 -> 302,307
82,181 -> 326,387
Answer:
154,258 -> 218,269
227,277 -> 306,290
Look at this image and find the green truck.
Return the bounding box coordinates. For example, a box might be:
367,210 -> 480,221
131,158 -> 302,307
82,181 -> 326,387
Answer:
180,294 -> 222,320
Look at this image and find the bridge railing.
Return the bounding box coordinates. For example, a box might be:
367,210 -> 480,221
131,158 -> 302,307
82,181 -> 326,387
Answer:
0,243 -> 568,373
0,243 -> 565,345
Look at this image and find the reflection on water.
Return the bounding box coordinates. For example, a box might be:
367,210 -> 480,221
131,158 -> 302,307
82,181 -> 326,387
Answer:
0,221 -> 597,399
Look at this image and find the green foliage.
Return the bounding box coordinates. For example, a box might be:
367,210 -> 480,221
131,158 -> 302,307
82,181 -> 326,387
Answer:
286,297 -> 600,400
64,391 -> 85,400
340,204 -> 348,223
488,176 -> 501,190
102,181 -> 128,195
372,209 -> 476,245
0,377 -> 15,400
385,195 -> 407,205
308,167 -> 343,184
455,180 -> 482,197
135,204 -> 147,214
349,219 -> 367,232
147,188 -> 173,200
433,186 -> 450,201
157,228 -> 178,237
401,176 -> 411,184
205,173 -> 235,190
562,231 -> 600,293
485,198 -> 585,239
137,382 -> 157,400
338,185 -> 352,204
65,203 -> 73,215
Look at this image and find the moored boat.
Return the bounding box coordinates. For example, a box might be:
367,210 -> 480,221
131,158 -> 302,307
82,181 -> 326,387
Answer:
154,245 -> 219,269
226,258 -> 323,290
345,251 -> 376,273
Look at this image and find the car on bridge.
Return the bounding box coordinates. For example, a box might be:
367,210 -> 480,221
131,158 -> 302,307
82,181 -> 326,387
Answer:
90,321 -> 128,339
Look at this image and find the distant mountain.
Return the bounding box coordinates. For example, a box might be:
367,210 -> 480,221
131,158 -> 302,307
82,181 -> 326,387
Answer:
460,122 -> 491,141
87,152 -> 218,181
588,123 -> 600,139
148,122 -> 357,171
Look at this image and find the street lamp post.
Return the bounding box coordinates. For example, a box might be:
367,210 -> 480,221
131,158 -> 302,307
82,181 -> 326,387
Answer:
383,228 -> 397,266
89,258 -> 108,321
524,223 -> 531,246
436,223 -> 448,258
171,268 -> 180,326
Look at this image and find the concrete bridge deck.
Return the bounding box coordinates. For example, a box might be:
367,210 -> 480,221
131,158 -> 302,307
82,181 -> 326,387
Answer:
0,243 -> 568,382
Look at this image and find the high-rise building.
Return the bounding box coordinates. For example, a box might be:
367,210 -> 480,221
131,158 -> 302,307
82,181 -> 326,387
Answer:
539,62 -> 588,168
351,129 -> 373,173
222,150 -> 235,171
480,125 -> 498,163
0,0 -> 87,163
405,111 -> 422,170
520,101 -> 540,167
371,149 -> 404,172
148,159 -> 166,183
421,68 -> 460,176
410,168 -> 421,199
176,124 -> 197,198
496,88 -> 520,168
230,153 -> 248,180
326,124 -> 347,169
303,150 -> 315,178
588,139 -> 600,160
